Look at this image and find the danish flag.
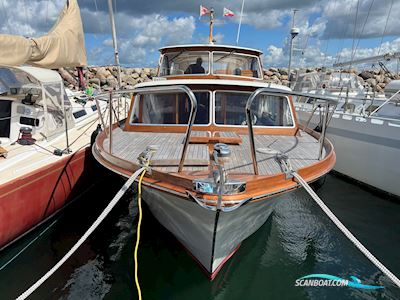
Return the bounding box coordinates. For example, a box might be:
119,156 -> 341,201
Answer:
223,7 -> 235,17
200,5 -> 210,17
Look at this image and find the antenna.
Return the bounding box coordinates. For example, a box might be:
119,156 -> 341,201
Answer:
288,9 -> 299,84
199,7 -> 224,44
209,7 -> 215,44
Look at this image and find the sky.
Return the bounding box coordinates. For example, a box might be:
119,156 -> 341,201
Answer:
1,0 -> 399,70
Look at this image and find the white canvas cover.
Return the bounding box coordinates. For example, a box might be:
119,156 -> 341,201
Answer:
0,0 -> 86,68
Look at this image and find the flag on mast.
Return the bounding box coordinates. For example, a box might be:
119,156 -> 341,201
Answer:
200,5 -> 210,17
223,7 -> 235,17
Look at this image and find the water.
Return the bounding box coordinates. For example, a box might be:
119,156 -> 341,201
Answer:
0,173 -> 399,300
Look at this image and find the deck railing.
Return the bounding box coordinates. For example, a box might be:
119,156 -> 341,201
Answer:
93,85 -> 197,172
245,88 -> 338,175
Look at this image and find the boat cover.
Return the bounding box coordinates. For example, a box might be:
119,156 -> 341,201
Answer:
0,0 -> 86,68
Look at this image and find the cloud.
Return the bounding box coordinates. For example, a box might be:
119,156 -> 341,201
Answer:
0,0 -> 64,36
2,0 -> 400,68
264,37 -> 400,69
89,14 -> 195,66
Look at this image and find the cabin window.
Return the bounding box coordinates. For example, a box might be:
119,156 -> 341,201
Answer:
131,91 -> 210,125
212,52 -> 261,78
20,116 -> 40,127
0,100 -> 11,137
214,91 -> 294,127
73,110 -> 87,119
159,52 -> 210,76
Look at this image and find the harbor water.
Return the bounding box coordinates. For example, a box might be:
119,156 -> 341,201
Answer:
0,172 -> 399,300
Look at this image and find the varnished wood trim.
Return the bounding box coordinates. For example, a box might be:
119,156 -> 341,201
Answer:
94,127 -> 335,205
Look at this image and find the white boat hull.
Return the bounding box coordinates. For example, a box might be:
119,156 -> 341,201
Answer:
296,107 -> 400,197
142,186 -> 279,277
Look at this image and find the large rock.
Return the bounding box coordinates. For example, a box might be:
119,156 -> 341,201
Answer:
143,68 -> 151,76
125,77 -> 138,86
279,68 -> 288,75
106,76 -> 118,88
359,71 -> 374,80
366,78 -> 377,87
124,68 -> 133,75
265,70 -> 274,76
150,68 -> 158,77
96,67 -> 111,78
58,68 -> 78,86
132,72 -> 139,79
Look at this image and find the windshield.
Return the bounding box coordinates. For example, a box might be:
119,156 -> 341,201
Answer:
329,73 -> 363,90
212,52 -> 261,78
131,91 -> 210,125
159,52 -> 210,76
215,91 -> 294,126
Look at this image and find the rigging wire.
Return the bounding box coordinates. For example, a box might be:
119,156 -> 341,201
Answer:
45,0 -> 49,27
323,0 -> 338,67
351,0 -> 375,65
335,0 -> 358,64
349,0 -> 360,67
92,0 -> 103,36
377,0 -> 393,55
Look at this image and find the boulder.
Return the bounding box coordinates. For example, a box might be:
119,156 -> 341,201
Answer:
106,76 -> 118,88
132,72 -> 139,79
265,70 -> 274,76
58,68 -> 78,86
150,68 -> 158,77
96,67 -> 112,78
279,68 -> 288,75
366,78 -> 377,87
378,82 -> 386,88
359,71 -> 374,80
281,80 -> 289,86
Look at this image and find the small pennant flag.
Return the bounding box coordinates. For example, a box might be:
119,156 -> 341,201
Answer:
223,7 -> 235,17
200,5 -> 210,17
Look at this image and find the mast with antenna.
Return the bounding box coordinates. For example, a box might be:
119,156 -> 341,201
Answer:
288,9 -> 299,82
209,8 -> 215,44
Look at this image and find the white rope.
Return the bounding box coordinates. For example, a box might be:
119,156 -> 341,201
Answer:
17,167 -> 146,300
292,172 -> 400,288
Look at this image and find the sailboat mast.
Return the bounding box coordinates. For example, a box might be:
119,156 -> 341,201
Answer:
107,0 -> 122,88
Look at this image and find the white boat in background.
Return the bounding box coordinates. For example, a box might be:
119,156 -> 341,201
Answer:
293,71 -> 400,197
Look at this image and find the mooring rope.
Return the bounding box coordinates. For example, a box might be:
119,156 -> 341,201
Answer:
134,167 -> 147,300
291,171 -> 400,288
16,167 -> 146,300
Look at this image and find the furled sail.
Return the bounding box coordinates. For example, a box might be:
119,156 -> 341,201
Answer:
0,0 -> 87,68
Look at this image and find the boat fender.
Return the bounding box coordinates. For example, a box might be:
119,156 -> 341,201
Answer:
90,124 -> 102,147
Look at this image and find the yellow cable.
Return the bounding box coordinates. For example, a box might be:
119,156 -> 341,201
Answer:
134,168 -> 146,300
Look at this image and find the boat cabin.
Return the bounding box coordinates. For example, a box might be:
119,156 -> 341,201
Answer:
0,66 -> 102,146
126,81 -> 296,138
293,71 -> 365,94
158,45 -> 263,80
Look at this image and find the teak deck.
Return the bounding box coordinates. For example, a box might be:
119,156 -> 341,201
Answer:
103,128 -> 325,175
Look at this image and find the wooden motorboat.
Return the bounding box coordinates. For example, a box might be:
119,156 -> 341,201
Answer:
93,44 -> 336,279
